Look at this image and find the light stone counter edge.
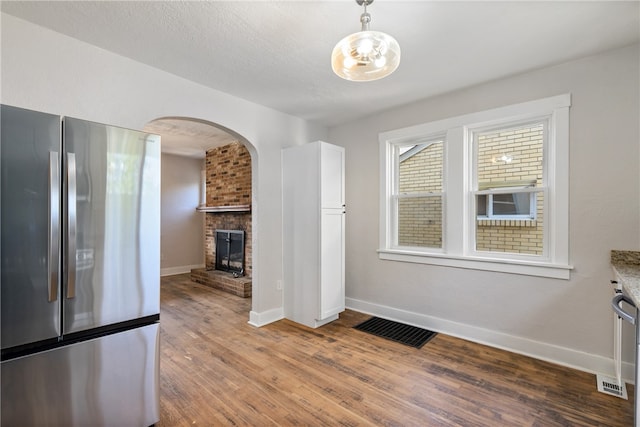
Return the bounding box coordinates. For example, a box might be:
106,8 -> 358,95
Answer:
611,250 -> 640,307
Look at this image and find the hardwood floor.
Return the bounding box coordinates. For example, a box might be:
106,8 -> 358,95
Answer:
158,274 -> 633,426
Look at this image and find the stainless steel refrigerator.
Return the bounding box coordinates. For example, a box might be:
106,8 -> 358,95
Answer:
1,104 -> 161,426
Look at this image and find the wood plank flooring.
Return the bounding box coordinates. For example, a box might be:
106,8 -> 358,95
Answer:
158,274 -> 633,426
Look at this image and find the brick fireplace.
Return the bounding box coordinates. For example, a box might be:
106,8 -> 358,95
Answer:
191,141 -> 252,297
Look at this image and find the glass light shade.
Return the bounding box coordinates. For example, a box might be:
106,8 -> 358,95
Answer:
331,30 -> 400,81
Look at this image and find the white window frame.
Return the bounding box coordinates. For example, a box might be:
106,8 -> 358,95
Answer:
379,94 -> 572,279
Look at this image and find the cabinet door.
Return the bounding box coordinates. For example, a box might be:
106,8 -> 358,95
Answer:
319,208 -> 345,320
320,144 -> 345,209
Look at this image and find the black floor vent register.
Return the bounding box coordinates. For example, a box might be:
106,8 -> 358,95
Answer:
354,317 -> 437,349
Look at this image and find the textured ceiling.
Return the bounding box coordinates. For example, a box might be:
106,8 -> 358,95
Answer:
3,1 -> 639,157
144,118 -> 239,159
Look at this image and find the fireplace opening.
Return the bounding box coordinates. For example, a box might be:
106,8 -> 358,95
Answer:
215,230 -> 245,275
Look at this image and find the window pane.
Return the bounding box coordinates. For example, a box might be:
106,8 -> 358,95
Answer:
475,123 -> 544,255
476,193 -> 544,255
476,124 -> 543,187
397,197 -> 442,248
493,192 -> 531,216
476,193 -> 536,219
399,141 -> 442,193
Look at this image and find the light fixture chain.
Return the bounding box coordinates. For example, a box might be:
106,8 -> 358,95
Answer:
358,0 -> 372,31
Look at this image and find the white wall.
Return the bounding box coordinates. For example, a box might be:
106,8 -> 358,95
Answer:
1,13 -> 328,325
329,44 -> 640,380
160,154 -> 204,276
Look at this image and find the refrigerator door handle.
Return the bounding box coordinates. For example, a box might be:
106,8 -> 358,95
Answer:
67,152 -> 77,299
48,151 -> 60,302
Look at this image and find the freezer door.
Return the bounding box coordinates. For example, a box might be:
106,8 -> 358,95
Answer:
1,105 -> 62,350
63,118 -> 160,334
1,323 -> 160,426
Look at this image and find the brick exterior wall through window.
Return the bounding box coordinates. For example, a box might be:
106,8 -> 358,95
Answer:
396,124 -> 544,255
398,142 -> 443,248
475,124 -> 544,255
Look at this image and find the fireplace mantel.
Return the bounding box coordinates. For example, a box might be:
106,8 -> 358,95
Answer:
196,205 -> 251,213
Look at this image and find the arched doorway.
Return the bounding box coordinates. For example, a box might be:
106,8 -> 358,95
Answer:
144,117 -> 258,318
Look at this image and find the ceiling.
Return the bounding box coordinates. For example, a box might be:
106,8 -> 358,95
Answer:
144,117 -> 240,158
3,1 -> 639,157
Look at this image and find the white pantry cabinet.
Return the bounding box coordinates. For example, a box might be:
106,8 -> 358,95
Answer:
282,141 -> 345,328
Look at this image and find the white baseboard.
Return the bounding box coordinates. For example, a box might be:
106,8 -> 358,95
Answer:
249,307 -> 284,327
346,297 -> 635,384
160,264 -> 205,277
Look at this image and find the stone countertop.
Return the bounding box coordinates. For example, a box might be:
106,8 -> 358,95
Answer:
611,250 -> 640,307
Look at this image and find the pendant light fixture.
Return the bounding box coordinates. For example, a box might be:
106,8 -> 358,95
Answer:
331,0 -> 400,82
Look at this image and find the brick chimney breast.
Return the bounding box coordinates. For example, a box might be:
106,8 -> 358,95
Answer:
203,141 -> 252,276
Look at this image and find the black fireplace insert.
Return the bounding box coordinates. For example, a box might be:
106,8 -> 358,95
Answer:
215,230 -> 245,275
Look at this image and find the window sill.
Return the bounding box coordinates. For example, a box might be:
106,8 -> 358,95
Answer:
477,219 -> 537,227
377,249 -> 572,280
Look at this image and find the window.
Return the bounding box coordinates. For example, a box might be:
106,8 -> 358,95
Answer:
477,192 -> 536,220
472,122 -> 545,256
379,95 -> 571,279
392,139 -> 444,249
